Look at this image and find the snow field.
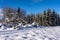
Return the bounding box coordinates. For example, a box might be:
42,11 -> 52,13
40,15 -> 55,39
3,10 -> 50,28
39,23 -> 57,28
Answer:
0,26 -> 60,40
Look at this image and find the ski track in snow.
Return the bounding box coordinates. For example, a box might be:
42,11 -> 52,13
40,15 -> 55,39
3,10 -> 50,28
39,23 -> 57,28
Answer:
0,26 -> 60,40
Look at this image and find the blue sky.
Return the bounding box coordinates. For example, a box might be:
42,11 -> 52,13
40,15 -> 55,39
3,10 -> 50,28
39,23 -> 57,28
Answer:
0,0 -> 60,14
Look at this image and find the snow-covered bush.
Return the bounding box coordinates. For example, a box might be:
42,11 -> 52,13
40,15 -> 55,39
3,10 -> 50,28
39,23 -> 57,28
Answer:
32,22 -> 39,27
0,23 -> 15,30
0,23 -> 8,30
7,27 -> 14,30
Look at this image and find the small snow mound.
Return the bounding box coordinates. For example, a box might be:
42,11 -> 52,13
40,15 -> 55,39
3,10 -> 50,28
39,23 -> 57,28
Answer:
45,38 -> 50,40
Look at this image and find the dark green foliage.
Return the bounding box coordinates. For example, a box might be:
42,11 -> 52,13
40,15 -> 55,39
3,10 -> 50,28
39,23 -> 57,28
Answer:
35,13 -> 41,25
49,10 -> 59,26
42,10 -> 47,26
2,7 -> 60,26
26,13 -> 34,24
46,9 -> 51,26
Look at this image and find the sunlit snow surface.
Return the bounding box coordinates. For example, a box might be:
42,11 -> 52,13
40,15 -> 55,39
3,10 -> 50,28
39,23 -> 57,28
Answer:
0,26 -> 60,40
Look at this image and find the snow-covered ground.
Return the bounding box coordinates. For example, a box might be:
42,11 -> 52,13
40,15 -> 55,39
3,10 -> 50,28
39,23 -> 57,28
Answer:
0,26 -> 60,40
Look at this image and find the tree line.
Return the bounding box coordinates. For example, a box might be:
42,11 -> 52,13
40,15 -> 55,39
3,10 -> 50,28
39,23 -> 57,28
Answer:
26,9 -> 60,26
2,7 -> 60,27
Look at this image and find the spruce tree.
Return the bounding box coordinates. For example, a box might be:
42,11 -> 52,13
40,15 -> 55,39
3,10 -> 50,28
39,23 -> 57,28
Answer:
35,13 -> 41,25
47,9 -> 51,26
42,10 -> 47,26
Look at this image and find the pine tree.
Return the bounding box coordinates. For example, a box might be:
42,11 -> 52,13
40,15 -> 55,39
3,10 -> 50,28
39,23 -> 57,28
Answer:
35,13 -> 41,25
27,13 -> 34,24
47,9 -> 51,26
42,10 -> 47,26
40,15 -> 43,26
50,10 -> 58,26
